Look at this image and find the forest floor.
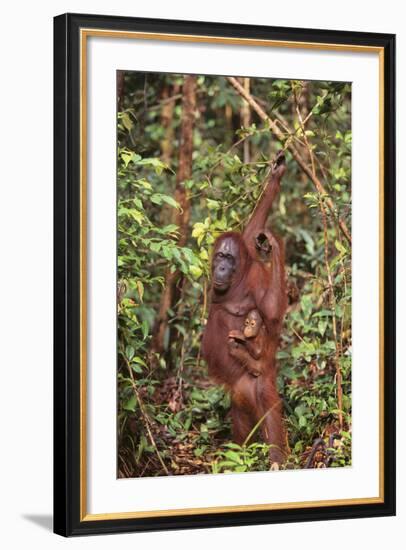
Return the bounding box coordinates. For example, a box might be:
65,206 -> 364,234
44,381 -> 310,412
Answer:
118,362 -> 342,478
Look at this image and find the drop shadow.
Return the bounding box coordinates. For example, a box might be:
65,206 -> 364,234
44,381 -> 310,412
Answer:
22,514 -> 53,532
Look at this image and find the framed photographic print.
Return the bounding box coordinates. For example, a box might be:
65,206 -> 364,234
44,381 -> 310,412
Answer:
53,13 -> 396,536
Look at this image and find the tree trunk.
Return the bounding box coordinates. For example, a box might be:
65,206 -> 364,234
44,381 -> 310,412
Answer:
159,83 -> 181,226
151,75 -> 197,359
160,83 -> 180,165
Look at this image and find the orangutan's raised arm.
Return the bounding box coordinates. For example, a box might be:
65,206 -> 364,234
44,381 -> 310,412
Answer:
243,151 -> 286,258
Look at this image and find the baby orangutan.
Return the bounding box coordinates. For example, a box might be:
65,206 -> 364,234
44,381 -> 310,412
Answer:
228,309 -> 266,377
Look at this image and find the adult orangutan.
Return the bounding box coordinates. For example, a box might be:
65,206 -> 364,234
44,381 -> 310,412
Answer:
201,151 -> 288,465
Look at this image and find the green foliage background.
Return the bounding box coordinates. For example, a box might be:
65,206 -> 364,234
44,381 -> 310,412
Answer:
117,73 -> 352,477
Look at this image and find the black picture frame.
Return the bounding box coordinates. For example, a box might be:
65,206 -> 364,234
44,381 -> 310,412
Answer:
54,12 -> 396,537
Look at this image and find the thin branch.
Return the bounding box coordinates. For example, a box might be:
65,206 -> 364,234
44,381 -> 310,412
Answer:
293,88 -> 316,177
124,357 -> 170,475
226,76 -> 351,245
243,401 -> 280,447
319,198 -> 344,430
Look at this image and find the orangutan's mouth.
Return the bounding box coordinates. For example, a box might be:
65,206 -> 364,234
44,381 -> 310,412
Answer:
213,280 -> 228,290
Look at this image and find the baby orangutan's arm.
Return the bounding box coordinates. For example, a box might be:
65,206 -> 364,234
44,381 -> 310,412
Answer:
228,330 -> 262,360
228,337 -> 263,377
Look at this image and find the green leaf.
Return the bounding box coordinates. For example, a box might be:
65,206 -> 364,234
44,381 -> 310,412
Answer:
161,224 -> 179,234
133,356 -> 148,368
199,248 -> 208,260
150,194 -> 180,210
312,310 -> 332,318
125,345 -> 135,361
207,199 -> 220,210
299,416 -> 307,428
121,112 -> 133,131
295,405 -> 307,418
141,320 -> 149,340
189,265 -> 203,279
121,153 -> 133,168
136,280 -> 144,302
129,209 -> 144,224
224,450 -> 243,464
131,364 -> 143,374
123,394 -> 137,412
192,222 -> 205,240
161,195 -> 181,209
318,319 -> 328,336
335,239 -> 347,255
133,197 -> 143,210
150,194 -> 163,205
136,178 -> 152,190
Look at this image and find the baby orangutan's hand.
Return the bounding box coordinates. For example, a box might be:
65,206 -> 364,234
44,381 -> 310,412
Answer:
228,330 -> 246,342
247,366 -> 262,377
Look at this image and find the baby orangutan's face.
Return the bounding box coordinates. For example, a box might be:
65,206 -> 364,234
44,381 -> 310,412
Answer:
243,310 -> 262,339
